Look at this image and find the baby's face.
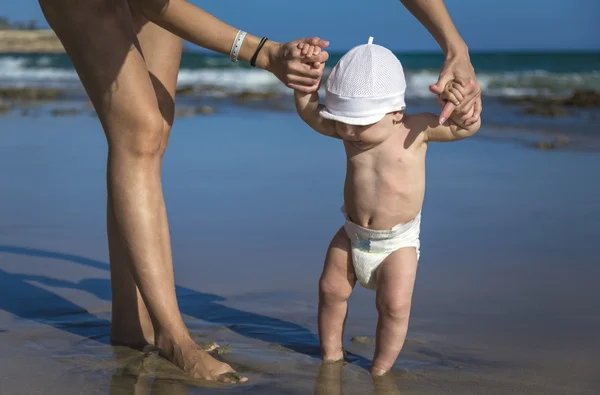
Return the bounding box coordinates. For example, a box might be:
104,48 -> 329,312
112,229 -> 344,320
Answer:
335,113 -> 400,148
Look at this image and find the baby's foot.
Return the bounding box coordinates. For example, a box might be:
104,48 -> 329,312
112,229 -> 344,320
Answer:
322,348 -> 345,363
157,336 -> 247,383
370,366 -> 390,377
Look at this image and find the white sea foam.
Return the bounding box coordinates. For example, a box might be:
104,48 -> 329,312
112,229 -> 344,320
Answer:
1,56 -> 598,98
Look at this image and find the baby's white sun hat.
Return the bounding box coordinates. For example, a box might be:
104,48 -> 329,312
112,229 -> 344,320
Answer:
320,36 -> 406,126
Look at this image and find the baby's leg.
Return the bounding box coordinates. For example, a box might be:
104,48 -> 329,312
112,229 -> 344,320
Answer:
371,247 -> 418,376
318,227 -> 356,362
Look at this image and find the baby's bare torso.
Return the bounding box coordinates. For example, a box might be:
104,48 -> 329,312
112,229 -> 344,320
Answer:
343,125 -> 426,230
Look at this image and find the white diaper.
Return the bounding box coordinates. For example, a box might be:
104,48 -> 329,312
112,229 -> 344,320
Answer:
341,206 -> 421,290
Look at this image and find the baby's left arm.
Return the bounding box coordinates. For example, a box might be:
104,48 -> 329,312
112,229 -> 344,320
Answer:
294,89 -> 338,139
410,82 -> 481,142
293,44 -> 338,139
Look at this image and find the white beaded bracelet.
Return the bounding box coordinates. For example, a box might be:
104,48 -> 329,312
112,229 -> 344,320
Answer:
229,30 -> 247,63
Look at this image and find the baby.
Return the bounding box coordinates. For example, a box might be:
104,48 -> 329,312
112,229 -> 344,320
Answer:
294,37 -> 481,376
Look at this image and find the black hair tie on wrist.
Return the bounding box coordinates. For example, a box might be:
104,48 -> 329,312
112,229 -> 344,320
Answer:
250,37 -> 268,67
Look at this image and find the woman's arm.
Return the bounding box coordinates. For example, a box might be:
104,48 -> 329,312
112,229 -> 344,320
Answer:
399,0 -> 466,56
132,0 -> 329,92
399,0 -> 481,126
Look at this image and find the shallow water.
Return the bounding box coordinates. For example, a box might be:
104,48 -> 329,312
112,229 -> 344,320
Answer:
0,108 -> 599,394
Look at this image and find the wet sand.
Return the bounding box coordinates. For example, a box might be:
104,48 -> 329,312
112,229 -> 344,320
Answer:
1,107 -> 599,394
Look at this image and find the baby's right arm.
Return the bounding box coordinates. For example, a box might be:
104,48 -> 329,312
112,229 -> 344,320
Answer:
293,44 -> 338,138
412,81 -> 481,143
294,90 -> 337,138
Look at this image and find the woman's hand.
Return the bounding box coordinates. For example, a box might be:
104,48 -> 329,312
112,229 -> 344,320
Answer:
429,52 -> 482,126
264,37 -> 329,93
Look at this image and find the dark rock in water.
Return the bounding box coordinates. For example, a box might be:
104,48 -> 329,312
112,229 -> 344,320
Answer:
174,108 -> 196,118
195,105 -> 214,115
523,104 -> 570,117
1,87 -> 62,101
535,136 -> 570,151
51,108 -> 82,116
0,101 -> 11,114
234,90 -> 281,103
0,87 -> 63,101
0,29 -> 64,53
175,105 -> 215,118
555,135 -> 570,146
501,96 -> 562,106
197,85 -> 229,96
175,85 -> 195,95
562,90 -> 600,108
536,141 -> 556,150
504,90 -> 600,115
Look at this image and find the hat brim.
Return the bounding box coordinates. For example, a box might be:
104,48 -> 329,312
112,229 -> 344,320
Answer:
319,108 -> 386,126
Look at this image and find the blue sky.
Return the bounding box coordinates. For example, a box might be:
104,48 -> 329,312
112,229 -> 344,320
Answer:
2,0 -> 599,51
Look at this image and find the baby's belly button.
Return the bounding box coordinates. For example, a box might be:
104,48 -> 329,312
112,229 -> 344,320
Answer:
352,213 -> 375,228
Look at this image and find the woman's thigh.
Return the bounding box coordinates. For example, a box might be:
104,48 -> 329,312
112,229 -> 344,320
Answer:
129,4 -> 183,139
39,0 -> 167,150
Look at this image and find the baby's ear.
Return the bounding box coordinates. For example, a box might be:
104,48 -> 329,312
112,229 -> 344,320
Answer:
391,111 -> 404,125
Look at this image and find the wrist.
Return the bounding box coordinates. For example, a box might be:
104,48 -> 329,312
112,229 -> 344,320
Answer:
235,34 -> 278,70
254,40 -> 279,71
444,39 -> 469,59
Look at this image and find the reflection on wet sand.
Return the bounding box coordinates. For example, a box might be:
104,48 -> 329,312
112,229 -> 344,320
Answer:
109,347 -> 191,395
314,361 -> 401,395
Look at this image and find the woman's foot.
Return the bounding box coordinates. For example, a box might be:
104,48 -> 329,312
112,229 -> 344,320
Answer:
156,335 -> 247,383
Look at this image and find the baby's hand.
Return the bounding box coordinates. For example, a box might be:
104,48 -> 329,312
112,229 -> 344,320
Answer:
440,81 -> 476,127
440,81 -> 468,107
297,42 -> 322,67
296,43 -> 323,94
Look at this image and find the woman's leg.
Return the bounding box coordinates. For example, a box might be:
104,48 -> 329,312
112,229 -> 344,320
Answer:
38,0 -> 245,382
107,1 -> 185,351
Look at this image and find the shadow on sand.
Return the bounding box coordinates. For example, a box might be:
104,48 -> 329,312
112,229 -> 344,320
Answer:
0,245 -> 370,368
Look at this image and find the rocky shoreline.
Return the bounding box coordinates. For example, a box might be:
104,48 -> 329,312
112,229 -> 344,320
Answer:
1,86 -> 599,152
501,90 -> 600,117
0,86 -> 293,116
0,29 -> 64,53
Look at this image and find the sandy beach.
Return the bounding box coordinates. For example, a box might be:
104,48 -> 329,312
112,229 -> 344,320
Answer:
0,100 -> 599,394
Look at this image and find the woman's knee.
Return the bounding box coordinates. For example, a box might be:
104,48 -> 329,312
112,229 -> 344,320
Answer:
108,108 -> 170,158
37,0 -> 174,159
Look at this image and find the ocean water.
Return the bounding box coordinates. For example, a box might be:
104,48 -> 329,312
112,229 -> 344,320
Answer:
2,50 -> 600,150
1,51 -> 599,99
1,108 -> 599,394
